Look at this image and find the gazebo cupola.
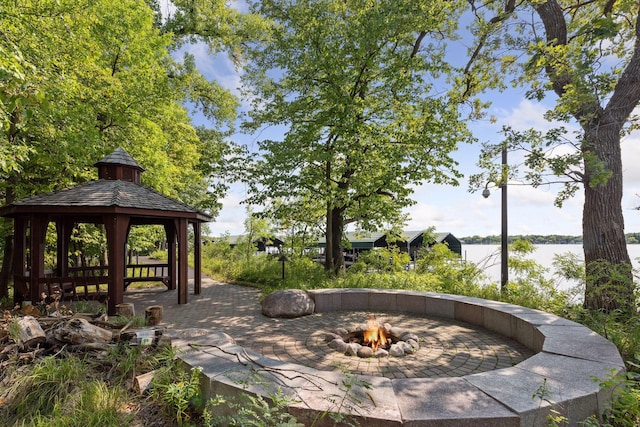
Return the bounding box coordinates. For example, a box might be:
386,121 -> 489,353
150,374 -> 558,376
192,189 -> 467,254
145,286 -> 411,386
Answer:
95,146 -> 145,184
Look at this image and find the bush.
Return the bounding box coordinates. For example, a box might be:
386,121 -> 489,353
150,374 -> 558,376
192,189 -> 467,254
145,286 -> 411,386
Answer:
349,247 -> 410,273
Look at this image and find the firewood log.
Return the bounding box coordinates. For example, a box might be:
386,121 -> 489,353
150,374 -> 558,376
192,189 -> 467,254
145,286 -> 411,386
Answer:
134,370 -> 157,395
115,303 -> 135,318
17,316 -> 46,349
145,306 -> 163,326
53,318 -> 112,344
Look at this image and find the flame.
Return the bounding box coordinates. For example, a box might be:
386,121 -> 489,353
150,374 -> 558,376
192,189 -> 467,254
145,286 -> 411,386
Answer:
362,315 -> 389,351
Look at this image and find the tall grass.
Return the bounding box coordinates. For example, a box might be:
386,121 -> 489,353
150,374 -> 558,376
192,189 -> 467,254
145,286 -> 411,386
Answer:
3,355 -> 88,421
25,381 -> 132,427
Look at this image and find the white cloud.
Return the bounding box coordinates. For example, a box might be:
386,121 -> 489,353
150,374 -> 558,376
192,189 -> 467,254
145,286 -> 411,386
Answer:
209,185 -> 248,236
622,132 -> 640,186
497,99 -> 553,132
508,183 -> 558,206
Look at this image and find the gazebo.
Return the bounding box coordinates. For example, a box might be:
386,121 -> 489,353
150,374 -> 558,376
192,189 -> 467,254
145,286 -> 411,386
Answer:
0,148 -> 211,315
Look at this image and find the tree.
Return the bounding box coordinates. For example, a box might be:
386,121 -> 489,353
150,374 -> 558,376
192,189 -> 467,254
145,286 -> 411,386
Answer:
0,0 -> 238,298
464,0 -> 640,312
240,0 -> 471,274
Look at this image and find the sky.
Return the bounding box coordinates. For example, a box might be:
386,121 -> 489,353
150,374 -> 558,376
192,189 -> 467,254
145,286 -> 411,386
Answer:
168,6 -> 640,240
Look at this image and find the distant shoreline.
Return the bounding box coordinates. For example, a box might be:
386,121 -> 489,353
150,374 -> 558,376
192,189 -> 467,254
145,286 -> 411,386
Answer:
460,234 -> 640,245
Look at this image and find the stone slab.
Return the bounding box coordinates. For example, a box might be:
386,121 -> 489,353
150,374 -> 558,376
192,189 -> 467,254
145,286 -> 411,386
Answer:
516,352 -> 624,420
370,290 -> 400,311
394,292 -> 427,314
392,377 -> 518,427
309,290 -> 342,312
538,324 -> 625,366
467,360 -> 606,427
423,295 -> 455,319
291,372 -> 402,427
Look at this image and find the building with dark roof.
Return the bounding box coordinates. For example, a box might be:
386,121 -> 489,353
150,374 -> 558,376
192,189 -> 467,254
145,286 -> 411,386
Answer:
317,230 -> 462,259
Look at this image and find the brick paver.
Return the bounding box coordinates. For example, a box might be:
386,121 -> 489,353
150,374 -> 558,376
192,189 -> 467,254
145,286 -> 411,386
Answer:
125,279 -> 533,379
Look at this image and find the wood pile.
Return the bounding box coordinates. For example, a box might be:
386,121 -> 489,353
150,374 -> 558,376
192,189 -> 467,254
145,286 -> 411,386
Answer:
0,303 -> 168,367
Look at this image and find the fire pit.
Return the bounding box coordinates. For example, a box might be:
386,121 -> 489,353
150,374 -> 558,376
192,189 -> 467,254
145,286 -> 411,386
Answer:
325,314 -> 420,358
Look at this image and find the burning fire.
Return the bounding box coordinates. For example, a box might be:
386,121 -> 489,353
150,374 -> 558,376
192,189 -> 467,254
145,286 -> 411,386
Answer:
362,315 -> 389,351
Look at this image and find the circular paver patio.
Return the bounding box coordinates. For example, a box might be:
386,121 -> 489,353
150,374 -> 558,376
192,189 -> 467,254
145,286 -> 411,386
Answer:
125,280 -> 532,379
125,278 -> 625,426
246,311 -> 532,379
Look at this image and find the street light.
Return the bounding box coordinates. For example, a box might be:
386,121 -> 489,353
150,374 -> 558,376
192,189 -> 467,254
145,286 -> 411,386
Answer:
482,144 -> 508,291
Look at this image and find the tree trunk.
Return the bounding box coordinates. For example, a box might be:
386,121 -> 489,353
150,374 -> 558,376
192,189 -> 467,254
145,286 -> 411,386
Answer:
115,303 -> 136,317
53,318 -> 113,344
0,231 -> 13,300
145,305 -> 163,326
328,206 -> 345,275
325,202 -> 334,273
582,125 -> 634,312
0,179 -> 17,299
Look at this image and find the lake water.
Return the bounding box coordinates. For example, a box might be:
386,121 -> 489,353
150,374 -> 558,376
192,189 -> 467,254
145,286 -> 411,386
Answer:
461,244 -> 640,290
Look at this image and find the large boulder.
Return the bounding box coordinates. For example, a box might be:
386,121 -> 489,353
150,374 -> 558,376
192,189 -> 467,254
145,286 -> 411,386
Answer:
261,289 -> 315,318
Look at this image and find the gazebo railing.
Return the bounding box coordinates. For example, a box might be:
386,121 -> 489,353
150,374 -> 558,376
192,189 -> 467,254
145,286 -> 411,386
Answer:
15,262 -> 171,303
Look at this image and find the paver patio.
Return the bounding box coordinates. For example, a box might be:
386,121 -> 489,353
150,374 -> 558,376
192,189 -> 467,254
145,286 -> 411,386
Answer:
124,279 -> 532,379
124,277 -> 625,426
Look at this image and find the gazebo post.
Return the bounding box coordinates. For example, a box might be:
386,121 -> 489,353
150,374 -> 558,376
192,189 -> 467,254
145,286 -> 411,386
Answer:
28,215 -> 48,304
12,217 -> 26,303
193,221 -> 202,295
177,218 -> 188,304
165,223 -> 177,290
55,218 -> 74,277
105,214 -> 130,315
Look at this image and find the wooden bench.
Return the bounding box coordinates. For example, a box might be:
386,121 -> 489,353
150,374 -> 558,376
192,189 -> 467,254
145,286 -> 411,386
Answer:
124,263 -> 170,289
39,276 -> 108,301
23,263 -> 171,303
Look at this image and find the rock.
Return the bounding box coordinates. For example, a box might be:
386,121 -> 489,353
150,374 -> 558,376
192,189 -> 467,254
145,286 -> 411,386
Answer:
329,339 -> 348,353
331,328 -> 349,337
399,341 -> 415,354
357,346 -> 374,358
390,327 -> 406,339
401,333 -> 419,342
324,333 -> 342,342
345,343 -> 361,356
261,289 -> 315,318
389,343 -> 405,357
374,348 -> 389,358
407,338 -> 420,351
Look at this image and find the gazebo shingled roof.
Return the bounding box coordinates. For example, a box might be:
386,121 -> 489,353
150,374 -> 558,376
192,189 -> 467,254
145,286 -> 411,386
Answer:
1,147 -> 211,314
11,179 -> 210,219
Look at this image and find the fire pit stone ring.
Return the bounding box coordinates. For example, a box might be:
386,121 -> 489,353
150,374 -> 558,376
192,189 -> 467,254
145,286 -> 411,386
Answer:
177,289 -> 625,426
